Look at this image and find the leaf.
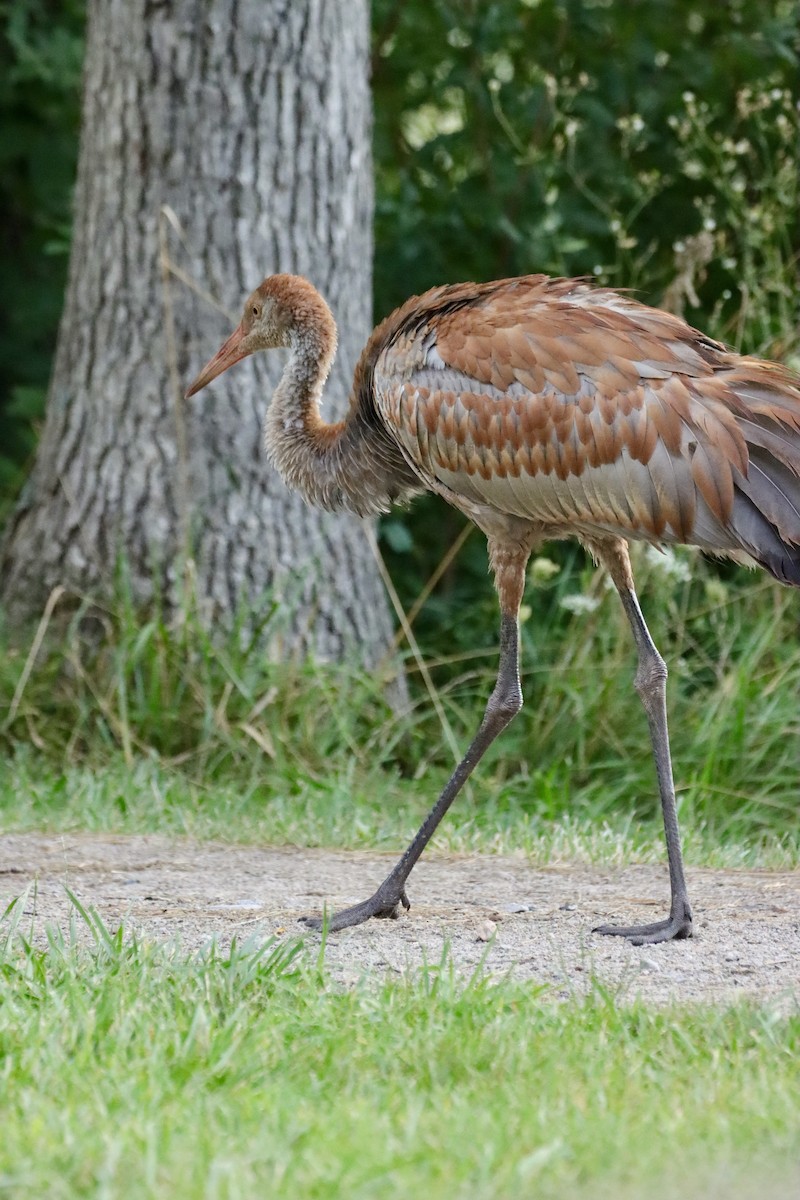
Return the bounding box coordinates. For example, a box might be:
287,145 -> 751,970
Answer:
381,519 -> 414,553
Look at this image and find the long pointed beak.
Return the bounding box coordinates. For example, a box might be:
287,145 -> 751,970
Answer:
185,324 -> 250,398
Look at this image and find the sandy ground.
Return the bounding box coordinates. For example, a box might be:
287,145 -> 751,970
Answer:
2,831 -> 799,1006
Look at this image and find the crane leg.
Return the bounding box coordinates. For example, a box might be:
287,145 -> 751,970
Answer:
300,605 -> 524,932
591,542 -> 693,945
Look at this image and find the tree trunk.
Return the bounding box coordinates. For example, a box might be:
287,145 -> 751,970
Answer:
1,0 -> 395,663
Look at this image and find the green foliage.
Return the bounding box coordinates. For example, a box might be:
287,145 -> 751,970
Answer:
1,904 -> 799,1197
372,0 -> 799,347
0,0 -> 85,504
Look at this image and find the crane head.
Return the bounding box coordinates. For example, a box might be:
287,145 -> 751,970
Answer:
185,283 -> 291,398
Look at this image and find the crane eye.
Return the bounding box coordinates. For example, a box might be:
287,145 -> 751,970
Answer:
252,305 -> 260,317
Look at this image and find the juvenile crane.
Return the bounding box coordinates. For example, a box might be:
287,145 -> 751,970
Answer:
187,274 -> 800,944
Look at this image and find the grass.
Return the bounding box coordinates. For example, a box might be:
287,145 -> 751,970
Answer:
1,898 -> 799,1200
2,750 -> 799,872
1,546 -> 798,866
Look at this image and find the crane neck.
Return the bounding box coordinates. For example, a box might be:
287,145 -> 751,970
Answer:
263,315 -> 414,517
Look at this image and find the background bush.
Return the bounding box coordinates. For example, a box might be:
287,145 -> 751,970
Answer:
0,0 -> 84,503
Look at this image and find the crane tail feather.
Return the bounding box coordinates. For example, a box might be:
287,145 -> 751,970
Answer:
728,430 -> 800,587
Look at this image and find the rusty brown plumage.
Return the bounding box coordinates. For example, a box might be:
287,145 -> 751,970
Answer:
366,275 -> 800,583
186,272 -> 800,945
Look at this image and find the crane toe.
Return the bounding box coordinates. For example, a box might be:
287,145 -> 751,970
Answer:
593,905 -> 693,945
299,883 -> 412,933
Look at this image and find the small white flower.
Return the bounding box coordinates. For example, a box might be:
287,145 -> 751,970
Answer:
560,594 -> 601,615
644,546 -> 692,582
530,556 -> 561,582
704,578 -> 727,606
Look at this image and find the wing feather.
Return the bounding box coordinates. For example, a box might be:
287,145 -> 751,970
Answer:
369,276 -> 800,570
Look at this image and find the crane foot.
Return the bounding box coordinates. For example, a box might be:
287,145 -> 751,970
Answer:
300,883 -> 411,933
593,901 -> 692,946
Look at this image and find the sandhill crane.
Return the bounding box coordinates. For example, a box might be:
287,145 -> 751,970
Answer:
187,273 -> 800,944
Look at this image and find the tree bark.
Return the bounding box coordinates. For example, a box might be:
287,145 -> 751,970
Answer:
1,0 -> 395,663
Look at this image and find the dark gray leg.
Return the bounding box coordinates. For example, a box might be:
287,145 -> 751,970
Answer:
301,610 -> 523,932
594,579 -> 693,945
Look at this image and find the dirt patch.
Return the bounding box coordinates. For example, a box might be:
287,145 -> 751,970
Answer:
2,832 -> 799,1006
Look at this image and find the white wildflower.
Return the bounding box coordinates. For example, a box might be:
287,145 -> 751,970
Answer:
644,546 -> 692,583
491,52 -> 514,83
447,27 -> 471,48
530,556 -> 561,583
704,578 -> 727,607
560,593 -> 601,615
